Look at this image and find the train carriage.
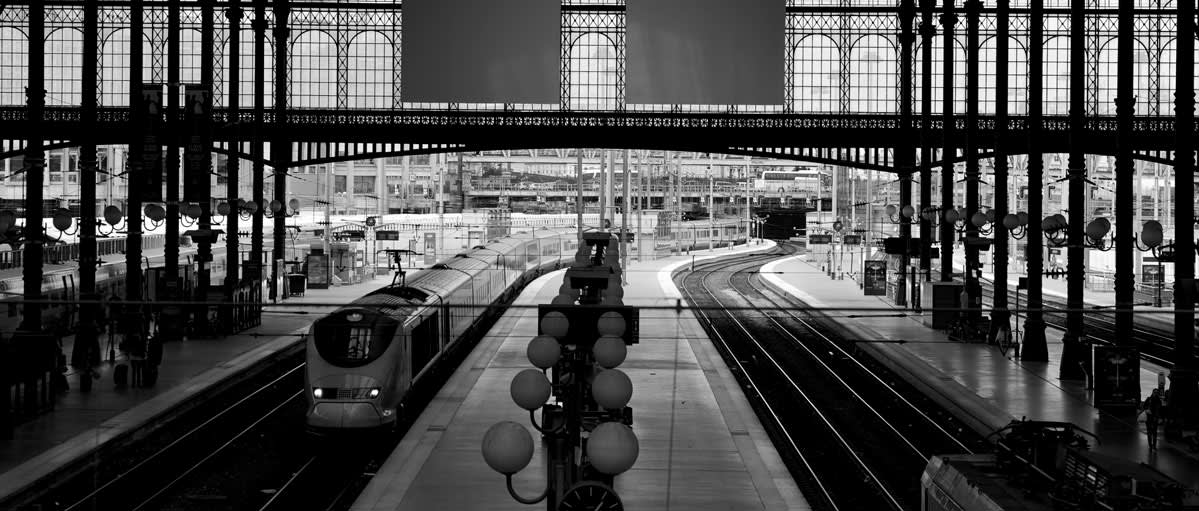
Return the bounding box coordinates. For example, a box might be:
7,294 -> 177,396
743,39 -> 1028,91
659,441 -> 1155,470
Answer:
305,228 -> 575,432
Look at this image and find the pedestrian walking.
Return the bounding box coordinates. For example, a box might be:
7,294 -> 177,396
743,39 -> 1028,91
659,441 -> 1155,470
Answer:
1140,388 -> 1164,451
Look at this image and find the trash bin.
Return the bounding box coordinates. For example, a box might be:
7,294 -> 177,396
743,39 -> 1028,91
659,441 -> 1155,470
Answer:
287,274 -> 307,297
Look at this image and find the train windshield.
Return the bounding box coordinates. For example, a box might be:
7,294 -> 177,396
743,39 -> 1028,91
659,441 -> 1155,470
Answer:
313,316 -> 395,367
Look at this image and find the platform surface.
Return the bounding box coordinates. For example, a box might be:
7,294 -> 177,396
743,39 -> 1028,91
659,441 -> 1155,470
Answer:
0,278 -> 384,500
351,242 -> 809,511
762,253 -> 1199,490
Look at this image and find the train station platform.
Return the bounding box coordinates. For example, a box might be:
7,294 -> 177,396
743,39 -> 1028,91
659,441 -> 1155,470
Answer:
350,242 -> 809,511
0,277 -> 386,504
759,253 -> 1199,490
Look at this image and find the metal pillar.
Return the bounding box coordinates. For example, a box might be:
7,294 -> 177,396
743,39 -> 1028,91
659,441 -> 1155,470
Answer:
21,0 -> 48,329
270,0 -> 289,300
576,150 -> 584,241
22,0 -> 45,326
225,0 -> 241,296
166,0 -> 180,329
623,149 -> 630,273
939,0 -> 957,282
1169,0 -> 1198,428
250,0 -> 266,286
1060,0 -> 1089,380
898,0 -> 915,306
919,0 -> 936,282
125,0 -> 144,331
992,0 -> 1011,343
1113,0 -> 1135,346
965,0 -> 981,323
197,0 -> 215,327
1023,0 -> 1049,361
73,0 -> 100,390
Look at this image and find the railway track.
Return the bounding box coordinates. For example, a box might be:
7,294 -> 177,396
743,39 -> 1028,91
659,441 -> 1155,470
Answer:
978,282 -> 1181,367
678,245 -> 987,511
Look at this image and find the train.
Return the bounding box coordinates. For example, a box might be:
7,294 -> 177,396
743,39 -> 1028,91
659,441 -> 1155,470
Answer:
0,244 -> 230,339
305,227 -> 581,431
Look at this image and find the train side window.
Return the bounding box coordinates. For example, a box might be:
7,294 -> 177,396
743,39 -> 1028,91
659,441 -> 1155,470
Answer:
411,312 -> 440,376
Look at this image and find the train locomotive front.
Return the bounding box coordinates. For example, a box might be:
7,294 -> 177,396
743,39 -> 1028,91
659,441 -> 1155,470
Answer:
305,293 -> 423,430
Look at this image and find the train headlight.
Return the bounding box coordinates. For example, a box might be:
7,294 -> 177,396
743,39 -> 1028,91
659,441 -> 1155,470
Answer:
313,388 -> 323,399
369,388 -> 380,399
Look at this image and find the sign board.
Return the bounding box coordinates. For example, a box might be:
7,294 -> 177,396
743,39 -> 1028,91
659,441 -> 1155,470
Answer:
843,234 -> 861,245
1143,264 -> 1163,285
1092,346 -> 1141,410
809,234 -> 832,245
538,304 -> 640,345
139,86 -> 164,202
183,85 -> 211,203
424,233 -> 437,265
305,253 -> 330,289
376,230 -> 400,241
863,260 -> 887,296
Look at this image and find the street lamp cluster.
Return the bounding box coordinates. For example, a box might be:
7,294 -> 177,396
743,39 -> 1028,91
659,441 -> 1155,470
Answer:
483,232 -> 639,511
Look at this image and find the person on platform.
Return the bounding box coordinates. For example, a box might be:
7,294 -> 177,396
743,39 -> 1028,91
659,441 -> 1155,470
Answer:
1140,388 -> 1164,451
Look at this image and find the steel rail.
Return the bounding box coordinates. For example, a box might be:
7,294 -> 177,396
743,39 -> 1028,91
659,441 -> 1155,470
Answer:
130,389 -> 306,511
742,269 -> 976,456
682,252 -> 903,511
62,363 -> 307,511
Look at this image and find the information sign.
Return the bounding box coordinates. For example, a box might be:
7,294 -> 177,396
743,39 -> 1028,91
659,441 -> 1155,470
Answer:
1143,264 -> 1162,285
863,260 -> 887,296
305,253 -> 330,289
809,234 -> 832,245
424,233 -> 437,265
1093,346 -> 1140,410
843,235 -> 862,245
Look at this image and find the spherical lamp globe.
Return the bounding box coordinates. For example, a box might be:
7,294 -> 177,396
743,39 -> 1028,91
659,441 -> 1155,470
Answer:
971,211 -> 988,228
1142,220 -> 1163,248
1086,218 -> 1111,240
592,368 -> 633,410
593,335 -> 627,369
510,369 -> 551,411
596,311 -> 626,337
541,311 -> 570,338
52,209 -> 73,231
1002,213 -> 1021,230
481,421 -> 534,475
901,205 -> 915,219
526,335 -> 561,370
586,422 -> 639,475
103,205 -> 123,226
884,204 -> 897,217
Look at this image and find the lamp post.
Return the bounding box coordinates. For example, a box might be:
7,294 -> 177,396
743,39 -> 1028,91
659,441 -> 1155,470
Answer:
484,233 -> 639,510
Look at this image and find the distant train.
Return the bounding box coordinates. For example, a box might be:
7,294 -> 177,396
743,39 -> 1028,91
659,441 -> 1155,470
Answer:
305,228 -> 580,431
0,246 -> 228,338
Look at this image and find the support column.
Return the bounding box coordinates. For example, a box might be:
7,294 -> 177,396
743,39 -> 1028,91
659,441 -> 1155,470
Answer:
965,0 -> 981,323
22,0 -> 46,329
271,0 -> 289,301
1023,0 -> 1049,360
1061,0 -> 1089,380
898,0 -> 915,307
196,0 -> 215,329
250,0 -> 266,287
992,0 -> 1011,343
166,0 -> 180,331
939,0 -> 957,282
1113,0 -> 1135,346
919,0 -> 936,282
73,0 -> 101,391
1169,0 -> 1198,428
125,0 -> 144,334
226,0 -> 241,296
